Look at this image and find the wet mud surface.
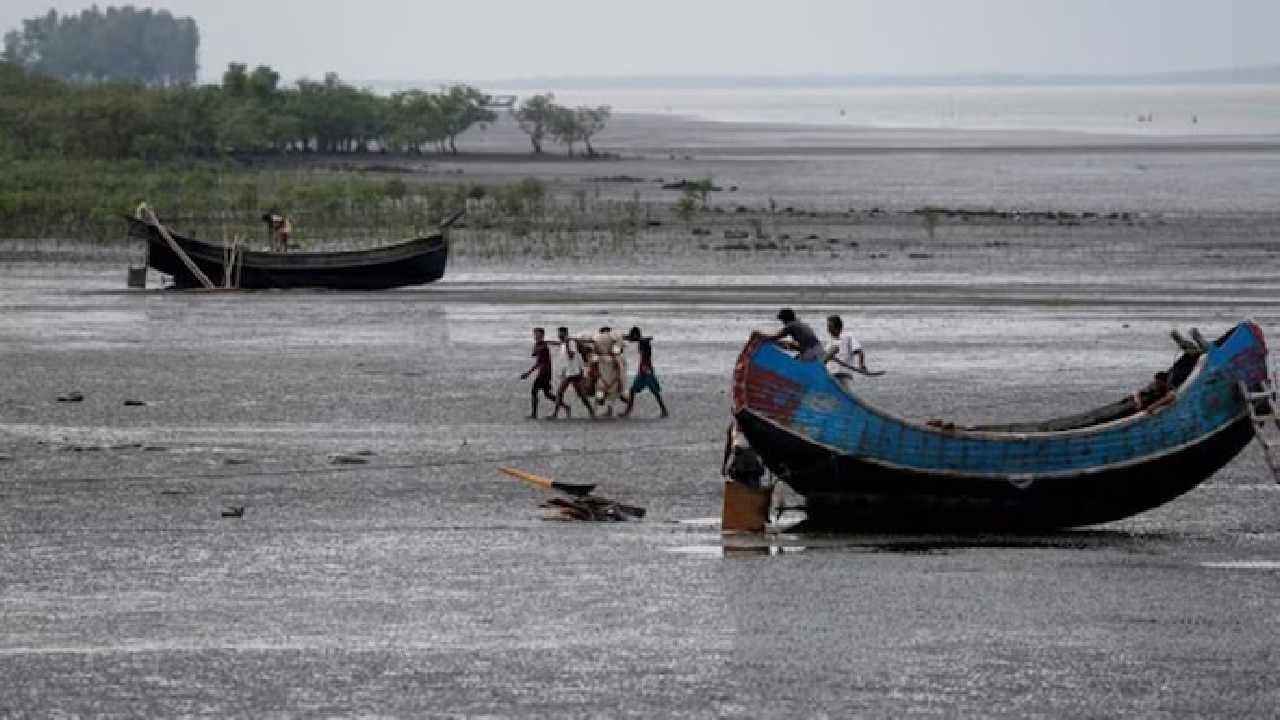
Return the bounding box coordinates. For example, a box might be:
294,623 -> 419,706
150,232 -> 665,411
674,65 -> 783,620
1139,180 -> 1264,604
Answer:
2,240 -> 1280,716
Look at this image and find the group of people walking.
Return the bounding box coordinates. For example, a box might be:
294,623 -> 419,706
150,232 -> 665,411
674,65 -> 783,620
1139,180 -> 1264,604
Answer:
522,325 -> 669,420
520,309 -> 870,423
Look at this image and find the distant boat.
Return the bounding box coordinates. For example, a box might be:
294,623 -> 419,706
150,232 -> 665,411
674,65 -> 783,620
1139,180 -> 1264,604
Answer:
126,217 -> 449,290
732,321 -> 1273,531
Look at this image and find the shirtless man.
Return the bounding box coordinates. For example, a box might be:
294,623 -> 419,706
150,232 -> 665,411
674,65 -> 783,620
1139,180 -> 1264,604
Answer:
262,209 -> 292,252
621,326 -> 669,418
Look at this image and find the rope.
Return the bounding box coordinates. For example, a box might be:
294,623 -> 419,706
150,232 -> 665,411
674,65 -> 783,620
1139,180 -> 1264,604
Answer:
15,439 -> 719,487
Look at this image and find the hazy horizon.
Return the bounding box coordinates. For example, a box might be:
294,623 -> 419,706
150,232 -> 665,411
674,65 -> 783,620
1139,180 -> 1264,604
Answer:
3,0 -> 1279,87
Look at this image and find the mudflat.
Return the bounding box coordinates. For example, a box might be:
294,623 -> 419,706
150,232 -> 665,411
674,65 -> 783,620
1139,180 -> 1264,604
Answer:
2,122 -> 1280,717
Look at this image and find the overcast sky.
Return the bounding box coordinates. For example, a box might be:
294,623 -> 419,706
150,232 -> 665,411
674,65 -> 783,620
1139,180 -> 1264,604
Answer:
3,0 -> 1278,84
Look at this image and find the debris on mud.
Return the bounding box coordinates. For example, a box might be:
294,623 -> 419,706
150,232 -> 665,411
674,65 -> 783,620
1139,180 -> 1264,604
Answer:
331,453 -> 370,465
499,466 -> 646,522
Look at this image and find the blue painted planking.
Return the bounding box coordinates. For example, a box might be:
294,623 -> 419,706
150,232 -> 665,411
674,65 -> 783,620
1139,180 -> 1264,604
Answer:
742,322 -> 1269,478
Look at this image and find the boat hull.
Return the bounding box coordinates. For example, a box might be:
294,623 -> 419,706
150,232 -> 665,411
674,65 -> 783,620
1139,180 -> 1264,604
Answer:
732,322 -> 1271,531
736,409 -> 1254,531
128,218 -> 448,290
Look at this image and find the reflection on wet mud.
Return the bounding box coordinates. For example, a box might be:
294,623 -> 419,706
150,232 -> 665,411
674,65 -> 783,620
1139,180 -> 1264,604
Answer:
668,528 -> 1174,559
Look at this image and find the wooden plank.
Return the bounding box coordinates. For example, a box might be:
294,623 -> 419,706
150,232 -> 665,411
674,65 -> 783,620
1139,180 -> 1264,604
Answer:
140,204 -> 215,290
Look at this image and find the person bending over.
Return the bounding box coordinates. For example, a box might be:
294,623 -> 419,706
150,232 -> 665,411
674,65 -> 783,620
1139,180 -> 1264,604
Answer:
766,308 -> 824,361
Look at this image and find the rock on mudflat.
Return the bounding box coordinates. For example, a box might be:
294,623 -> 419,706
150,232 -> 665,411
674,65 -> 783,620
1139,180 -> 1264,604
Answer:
331,454 -> 370,465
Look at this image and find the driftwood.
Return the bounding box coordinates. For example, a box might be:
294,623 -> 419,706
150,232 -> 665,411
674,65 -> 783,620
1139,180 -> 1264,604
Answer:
541,496 -> 646,522
499,466 -> 645,522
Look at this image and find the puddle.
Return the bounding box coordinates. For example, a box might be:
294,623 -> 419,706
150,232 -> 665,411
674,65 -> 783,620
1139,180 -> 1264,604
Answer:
666,541 -> 808,558
674,517 -> 720,527
666,545 -> 726,557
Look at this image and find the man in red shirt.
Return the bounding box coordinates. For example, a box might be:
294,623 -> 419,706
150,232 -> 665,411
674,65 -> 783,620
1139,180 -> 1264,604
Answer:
521,327 -> 563,419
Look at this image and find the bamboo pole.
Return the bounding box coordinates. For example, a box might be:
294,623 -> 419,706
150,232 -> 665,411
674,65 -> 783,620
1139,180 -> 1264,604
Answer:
221,231 -> 243,289
140,203 -> 215,290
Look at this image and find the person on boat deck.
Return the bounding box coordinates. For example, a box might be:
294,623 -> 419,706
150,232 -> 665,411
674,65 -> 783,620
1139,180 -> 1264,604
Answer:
521,327 -> 566,419
621,326 -> 670,419
551,327 -> 595,420
1134,371 -> 1176,414
723,419 -> 766,488
766,308 -> 824,361
262,209 -> 293,252
824,315 -> 868,390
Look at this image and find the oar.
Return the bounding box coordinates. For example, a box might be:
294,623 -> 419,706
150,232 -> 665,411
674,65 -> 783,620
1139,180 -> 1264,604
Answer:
834,361 -> 887,377
499,466 -> 597,497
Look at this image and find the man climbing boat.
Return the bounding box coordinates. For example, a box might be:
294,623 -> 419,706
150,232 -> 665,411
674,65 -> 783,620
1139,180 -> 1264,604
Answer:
732,320 -> 1277,531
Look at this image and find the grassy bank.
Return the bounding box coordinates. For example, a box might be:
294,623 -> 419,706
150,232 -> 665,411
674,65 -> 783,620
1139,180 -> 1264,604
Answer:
0,158 -> 478,242
0,157 -> 690,259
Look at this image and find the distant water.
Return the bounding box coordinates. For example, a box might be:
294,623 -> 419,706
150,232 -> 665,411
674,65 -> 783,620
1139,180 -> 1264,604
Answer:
533,84 -> 1280,136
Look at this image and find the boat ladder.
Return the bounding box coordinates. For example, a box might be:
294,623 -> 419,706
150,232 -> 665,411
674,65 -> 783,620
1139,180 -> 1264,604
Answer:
1240,377 -> 1280,483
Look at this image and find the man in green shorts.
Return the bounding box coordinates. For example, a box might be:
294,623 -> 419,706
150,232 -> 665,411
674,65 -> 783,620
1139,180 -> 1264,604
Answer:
621,326 -> 669,418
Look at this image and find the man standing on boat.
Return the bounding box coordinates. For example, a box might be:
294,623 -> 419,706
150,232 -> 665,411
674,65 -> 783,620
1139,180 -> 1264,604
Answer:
766,308 -> 824,361
825,314 -> 868,390
262,209 -> 293,252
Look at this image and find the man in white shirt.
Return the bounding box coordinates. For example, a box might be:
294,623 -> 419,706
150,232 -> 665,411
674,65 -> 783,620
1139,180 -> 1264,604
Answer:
551,326 -> 595,419
825,314 -> 867,391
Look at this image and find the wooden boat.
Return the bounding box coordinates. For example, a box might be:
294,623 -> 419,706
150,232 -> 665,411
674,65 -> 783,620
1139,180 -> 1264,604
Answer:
732,321 -> 1274,531
126,217 -> 448,290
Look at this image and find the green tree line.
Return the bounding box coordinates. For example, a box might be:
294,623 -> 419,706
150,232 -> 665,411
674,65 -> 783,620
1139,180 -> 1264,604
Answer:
0,60 -> 511,160
514,93 -> 612,157
3,6 -> 198,86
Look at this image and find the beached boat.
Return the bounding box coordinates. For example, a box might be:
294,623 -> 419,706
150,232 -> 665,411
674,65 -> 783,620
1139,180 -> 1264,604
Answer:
732,321 -> 1275,531
126,217 -> 449,290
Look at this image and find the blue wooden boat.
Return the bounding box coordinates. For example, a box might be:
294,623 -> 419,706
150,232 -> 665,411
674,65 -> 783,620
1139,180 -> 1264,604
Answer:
732,321 -> 1273,530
